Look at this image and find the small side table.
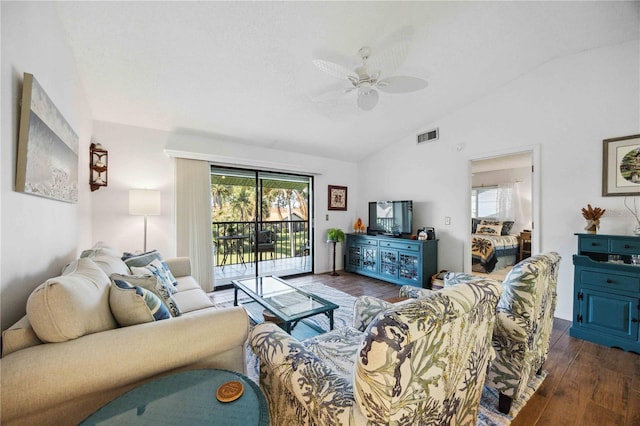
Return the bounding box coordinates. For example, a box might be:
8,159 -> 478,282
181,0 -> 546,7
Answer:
519,231 -> 532,261
218,235 -> 249,270
80,369 -> 269,425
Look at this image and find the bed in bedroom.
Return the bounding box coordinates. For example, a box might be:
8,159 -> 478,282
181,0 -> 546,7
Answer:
471,219 -> 520,273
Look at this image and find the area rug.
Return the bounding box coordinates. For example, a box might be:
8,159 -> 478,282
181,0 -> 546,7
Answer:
211,283 -> 546,425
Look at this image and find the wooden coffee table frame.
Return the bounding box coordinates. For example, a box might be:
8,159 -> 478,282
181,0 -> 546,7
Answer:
232,276 -> 338,333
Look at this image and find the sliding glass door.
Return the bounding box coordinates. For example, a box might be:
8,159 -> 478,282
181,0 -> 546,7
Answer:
211,166 -> 313,285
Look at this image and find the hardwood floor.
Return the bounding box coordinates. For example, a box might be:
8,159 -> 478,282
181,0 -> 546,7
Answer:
288,272 -> 640,426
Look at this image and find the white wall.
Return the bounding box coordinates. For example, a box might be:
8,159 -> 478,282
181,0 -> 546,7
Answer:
359,40 -> 639,321
1,2 -> 93,330
90,123 -> 360,278
90,121 -> 175,257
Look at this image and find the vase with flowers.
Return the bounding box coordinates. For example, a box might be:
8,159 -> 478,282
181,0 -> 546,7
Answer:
581,204 -> 605,234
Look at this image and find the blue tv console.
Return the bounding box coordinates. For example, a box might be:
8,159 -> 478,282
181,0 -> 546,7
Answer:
345,233 -> 438,289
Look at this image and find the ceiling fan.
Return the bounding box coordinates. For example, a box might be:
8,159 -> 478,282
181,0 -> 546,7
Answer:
312,46 -> 427,111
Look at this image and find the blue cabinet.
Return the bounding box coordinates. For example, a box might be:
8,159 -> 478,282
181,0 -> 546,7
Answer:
345,234 -> 438,288
571,233 -> 640,352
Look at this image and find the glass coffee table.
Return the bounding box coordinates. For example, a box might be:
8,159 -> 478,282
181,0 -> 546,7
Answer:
232,275 -> 339,333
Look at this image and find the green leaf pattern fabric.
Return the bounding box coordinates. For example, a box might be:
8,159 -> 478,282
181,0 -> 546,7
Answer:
249,278 -> 502,425
398,285 -> 437,299
352,296 -> 394,332
485,252 -> 561,400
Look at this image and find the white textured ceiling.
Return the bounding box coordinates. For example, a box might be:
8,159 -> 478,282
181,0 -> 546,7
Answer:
55,1 -> 639,161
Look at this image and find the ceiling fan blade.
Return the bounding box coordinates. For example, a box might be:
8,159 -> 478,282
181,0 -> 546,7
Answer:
377,76 -> 428,94
357,88 -> 379,111
366,42 -> 410,76
312,59 -> 357,80
310,83 -> 352,103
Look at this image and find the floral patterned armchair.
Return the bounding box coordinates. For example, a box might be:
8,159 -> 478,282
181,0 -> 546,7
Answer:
249,278 -> 502,425
444,252 -> 561,414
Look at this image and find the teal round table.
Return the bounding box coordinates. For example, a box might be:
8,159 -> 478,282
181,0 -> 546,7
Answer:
81,369 -> 269,425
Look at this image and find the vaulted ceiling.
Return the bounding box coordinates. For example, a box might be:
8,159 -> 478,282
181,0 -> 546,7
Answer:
55,1 -> 639,161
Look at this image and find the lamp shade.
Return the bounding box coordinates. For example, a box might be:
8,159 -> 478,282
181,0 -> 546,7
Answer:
129,189 -> 161,216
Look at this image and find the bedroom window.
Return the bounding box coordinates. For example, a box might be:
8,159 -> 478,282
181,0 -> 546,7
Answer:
472,185 -> 513,219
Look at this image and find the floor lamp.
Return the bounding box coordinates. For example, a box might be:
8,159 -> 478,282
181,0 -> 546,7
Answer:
129,189 -> 161,252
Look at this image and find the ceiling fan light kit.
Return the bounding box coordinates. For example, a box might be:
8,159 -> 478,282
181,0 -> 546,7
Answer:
313,45 -> 427,111
357,88 -> 379,111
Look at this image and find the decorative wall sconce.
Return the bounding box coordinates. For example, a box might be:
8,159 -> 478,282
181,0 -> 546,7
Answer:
90,142 -> 108,191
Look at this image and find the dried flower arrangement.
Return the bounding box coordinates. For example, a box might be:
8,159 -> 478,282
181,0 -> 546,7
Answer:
581,204 -> 606,233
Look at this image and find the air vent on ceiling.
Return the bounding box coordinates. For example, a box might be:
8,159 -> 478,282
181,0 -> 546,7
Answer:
417,128 -> 439,144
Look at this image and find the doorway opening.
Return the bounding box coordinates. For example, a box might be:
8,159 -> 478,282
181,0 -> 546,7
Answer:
211,166 -> 313,285
468,148 -> 538,278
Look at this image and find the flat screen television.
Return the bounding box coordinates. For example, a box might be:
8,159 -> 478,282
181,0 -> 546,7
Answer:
368,200 -> 413,236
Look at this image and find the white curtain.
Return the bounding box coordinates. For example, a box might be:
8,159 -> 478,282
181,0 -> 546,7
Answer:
497,182 -> 514,220
175,158 -> 214,292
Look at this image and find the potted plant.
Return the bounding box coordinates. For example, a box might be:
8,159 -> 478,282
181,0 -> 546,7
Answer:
327,228 -> 345,276
327,228 -> 346,243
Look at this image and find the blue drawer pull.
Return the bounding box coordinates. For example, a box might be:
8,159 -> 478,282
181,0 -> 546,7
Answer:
606,279 -> 613,283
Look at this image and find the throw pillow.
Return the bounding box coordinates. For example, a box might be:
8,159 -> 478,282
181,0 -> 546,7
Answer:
471,218 -> 482,234
111,274 -> 182,317
122,250 -> 178,287
501,220 -> 515,235
479,219 -> 515,235
130,258 -> 178,295
110,278 -> 170,326
27,258 -> 117,343
476,224 -> 503,235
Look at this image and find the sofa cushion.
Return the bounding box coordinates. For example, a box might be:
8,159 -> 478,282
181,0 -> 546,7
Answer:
164,257 -> 191,278
79,242 -> 130,276
123,250 -> 178,287
175,275 -> 202,291
111,274 -> 182,317
110,278 -> 171,325
26,258 -> 117,343
172,290 -> 215,313
80,241 -> 122,259
170,276 -> 214,312
86,254 -> 130,276
1,315 -> 42,356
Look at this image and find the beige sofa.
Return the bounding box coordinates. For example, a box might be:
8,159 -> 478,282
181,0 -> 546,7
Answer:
0,245 -> 249,426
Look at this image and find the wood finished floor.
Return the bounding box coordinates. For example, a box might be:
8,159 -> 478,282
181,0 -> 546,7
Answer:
286,271 -> 640,426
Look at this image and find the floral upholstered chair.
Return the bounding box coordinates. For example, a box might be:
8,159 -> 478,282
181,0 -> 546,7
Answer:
444,252 -> 561,414
249,277 -> 502,425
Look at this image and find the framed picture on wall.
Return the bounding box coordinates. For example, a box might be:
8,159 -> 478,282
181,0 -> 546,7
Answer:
603,134 -> 640,196
16,73 -> 79,203
328,185 -> 347,210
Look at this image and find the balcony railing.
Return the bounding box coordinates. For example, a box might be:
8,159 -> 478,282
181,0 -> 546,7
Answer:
212,220 -> 310,267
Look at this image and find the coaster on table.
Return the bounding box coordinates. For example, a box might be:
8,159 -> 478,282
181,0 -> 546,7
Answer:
216,380 -> 244,403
